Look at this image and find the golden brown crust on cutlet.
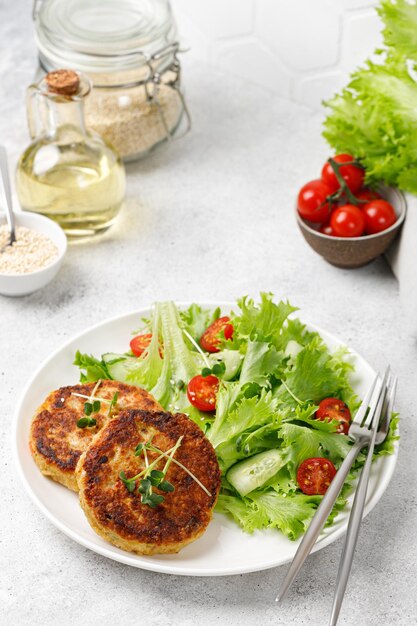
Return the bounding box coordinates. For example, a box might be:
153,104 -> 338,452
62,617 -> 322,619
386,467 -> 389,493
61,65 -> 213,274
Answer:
76,409 -> 221,554
30,381 -> 162,492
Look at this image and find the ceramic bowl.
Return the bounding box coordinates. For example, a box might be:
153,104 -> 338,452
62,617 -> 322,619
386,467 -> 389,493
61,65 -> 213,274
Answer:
0,212 -> 67,296
296,186 -> 406,269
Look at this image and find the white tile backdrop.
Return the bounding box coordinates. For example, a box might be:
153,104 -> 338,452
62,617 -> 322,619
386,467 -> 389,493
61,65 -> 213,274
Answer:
171,0 -> 382,109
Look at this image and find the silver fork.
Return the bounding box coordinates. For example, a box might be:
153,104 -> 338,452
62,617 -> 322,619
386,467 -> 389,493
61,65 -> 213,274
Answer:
0,146 -> 16,251
276,366 -> 390,603
329,374 -> 397,625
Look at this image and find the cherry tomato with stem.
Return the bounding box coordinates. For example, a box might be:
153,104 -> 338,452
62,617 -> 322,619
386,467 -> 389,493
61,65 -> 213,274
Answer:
200,316 -> 234,353
321,154 -> 364,194
363,199 -> 397,235
187,374 -> 219,412
297,457 -> 337,495
297,179 -> 332,223
330,204 -> 365,237
316,397 -> 351,434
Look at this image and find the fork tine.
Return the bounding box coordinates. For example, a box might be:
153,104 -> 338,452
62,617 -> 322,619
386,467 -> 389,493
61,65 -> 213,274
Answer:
377,376 -> 397,441
352,372 -> 380,426
387,376 -> 397,416
363,366 -> 390,429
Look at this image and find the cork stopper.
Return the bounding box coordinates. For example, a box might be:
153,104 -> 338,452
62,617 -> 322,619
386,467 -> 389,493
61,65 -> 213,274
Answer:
45,69 -> 80,96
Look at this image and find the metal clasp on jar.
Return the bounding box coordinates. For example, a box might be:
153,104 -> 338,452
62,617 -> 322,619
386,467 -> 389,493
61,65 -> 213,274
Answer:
142,42 -> 191,142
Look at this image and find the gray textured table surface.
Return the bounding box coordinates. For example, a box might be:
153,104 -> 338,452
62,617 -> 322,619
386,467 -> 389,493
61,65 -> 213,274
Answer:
1,3 -> 416,625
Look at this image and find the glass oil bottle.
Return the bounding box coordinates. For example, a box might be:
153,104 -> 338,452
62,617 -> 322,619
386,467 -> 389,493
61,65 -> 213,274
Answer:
16,69 -> 126,239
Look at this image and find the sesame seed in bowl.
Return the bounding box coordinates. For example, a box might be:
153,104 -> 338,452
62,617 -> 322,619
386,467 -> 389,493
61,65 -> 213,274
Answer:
0,225 -> 59,274
0,212 -> 67,296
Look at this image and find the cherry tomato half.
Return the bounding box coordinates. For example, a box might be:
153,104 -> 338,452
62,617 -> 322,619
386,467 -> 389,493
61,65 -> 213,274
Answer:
316,397 -> 351,435
330,204 -> 365,238
363,199 -> 397,235
355,188 -> 381,203
321,154 -> 364,194
297,457 -> 337,495
200,316 -> 234,353
187,375 -> 219,412
297,179 -> 332,223
130,333 -> 153,357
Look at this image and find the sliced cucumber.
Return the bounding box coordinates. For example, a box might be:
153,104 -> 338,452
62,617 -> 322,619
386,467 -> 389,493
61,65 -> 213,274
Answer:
209,349 -> 242,381
227,449 -> 285,497
102,352 -> 138,383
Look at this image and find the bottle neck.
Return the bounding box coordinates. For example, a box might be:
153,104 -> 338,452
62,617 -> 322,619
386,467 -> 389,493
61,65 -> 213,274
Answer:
46,97 -> 87,141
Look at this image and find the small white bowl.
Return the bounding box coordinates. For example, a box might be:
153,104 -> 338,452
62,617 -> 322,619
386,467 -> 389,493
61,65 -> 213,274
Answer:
0,212 -> 67,296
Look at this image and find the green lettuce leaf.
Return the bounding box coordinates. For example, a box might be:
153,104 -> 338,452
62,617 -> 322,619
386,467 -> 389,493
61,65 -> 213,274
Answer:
274,339 -> 357,410
281,403 -> 341,433
207,339 -> 286,451
216,491 -> 321,540
73,351 -> 112,382
378,0 -> 417,61
280,422 -> 352,474
248,491 -> 322,539
232,293 -> 297,349
280,318 -> 321,351
180,303 -> 220,343
239,340 -> 283,388
127,301 -> 203,416
209,388 -> 278,454
217,487 -> 349,540
375,414 -> 400,456
263,466 -> 298,494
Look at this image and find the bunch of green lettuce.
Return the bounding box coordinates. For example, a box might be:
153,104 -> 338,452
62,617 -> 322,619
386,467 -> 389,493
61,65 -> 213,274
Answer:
323,0 -> 417,194
379,0 -> 417,61
74,294 -> 399,541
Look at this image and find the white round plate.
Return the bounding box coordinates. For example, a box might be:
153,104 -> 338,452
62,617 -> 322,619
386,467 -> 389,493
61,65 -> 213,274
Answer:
13,303 -> 398,576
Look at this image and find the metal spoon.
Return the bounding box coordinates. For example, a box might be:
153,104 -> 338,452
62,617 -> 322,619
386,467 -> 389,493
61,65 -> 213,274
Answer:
0,146 -> 16,251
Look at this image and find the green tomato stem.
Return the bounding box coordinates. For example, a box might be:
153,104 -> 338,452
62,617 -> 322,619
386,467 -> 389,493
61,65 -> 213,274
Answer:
327,158 -> 361,206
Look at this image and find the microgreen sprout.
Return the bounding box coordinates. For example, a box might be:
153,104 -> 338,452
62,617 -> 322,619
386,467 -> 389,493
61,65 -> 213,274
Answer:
201,362 -> 226,378
75,379 -> 102,428
120,437 -> 180,507
72,382 -> 121,427
119,434 -> 211,508
83,399 -> 101,416
76,416 -> 97,428
182,328 -> 210,368
107,391 -> 119,418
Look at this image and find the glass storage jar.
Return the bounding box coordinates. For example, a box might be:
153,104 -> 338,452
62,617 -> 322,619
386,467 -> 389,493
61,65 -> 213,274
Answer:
33,0 -> 191,162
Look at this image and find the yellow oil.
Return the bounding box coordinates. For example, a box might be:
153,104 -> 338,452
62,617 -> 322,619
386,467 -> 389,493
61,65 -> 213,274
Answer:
16,130 -> 126,239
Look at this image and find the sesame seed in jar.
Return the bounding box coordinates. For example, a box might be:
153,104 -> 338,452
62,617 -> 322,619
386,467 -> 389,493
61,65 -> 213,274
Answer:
0,226 -> 58,274
85,79 -> 183,160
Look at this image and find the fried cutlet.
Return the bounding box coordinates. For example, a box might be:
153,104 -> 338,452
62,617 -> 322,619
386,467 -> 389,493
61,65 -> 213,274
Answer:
30,381 -> 162,492
76,409 -> 221,555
